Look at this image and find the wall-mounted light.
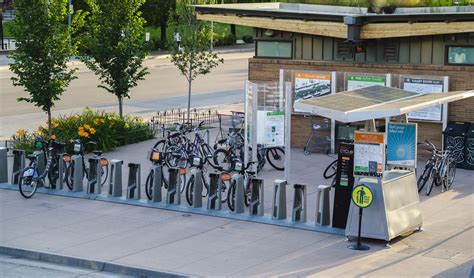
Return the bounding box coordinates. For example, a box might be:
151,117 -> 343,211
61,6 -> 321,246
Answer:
264,29 -> 275,37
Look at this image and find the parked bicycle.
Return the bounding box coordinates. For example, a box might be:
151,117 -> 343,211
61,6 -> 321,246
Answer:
18,137 -> 66,198
417,139 -> 456,196
226,160 -> 258,211
185,154 -> 230,206
64,140 -> 109,190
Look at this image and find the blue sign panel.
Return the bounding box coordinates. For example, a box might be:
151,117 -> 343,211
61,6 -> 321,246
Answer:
387,123 -> 417,167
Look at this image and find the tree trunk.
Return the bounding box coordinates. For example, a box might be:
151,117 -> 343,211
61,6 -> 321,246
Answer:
118,96 -> 123,118
160,21 -> 167,47
187,58 -> 193,124
47,109 -> 52,137
230,24 -> 236,42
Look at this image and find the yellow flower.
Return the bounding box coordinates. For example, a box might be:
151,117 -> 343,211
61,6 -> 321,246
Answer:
78,126 -> 84,132
16,129 -> 26,137
89,128 -> 96,135
83,124 -> 91,130
93,119 -> 100,125
53,122 -> 59,128
124,123 -> 130,129
100,118 -> 105,123
69,139 -> 74,143
50,134 -> 57,139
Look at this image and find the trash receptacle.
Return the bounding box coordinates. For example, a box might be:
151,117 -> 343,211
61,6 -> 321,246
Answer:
443,122 -> 470,168
463,124 -> 474,170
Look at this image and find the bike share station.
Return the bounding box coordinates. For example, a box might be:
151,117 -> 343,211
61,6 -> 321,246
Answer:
0,82 -> 472,246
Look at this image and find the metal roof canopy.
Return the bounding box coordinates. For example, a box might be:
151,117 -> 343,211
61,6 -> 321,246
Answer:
293,85 -> 474,123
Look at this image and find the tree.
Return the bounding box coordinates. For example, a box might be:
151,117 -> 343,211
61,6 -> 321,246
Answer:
141,0 -> 175,45
80,0 -> 149,118
169,0 -> 223,122
9,0 -> 85,136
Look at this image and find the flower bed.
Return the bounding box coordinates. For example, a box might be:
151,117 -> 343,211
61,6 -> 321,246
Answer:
12,108 -> 154,153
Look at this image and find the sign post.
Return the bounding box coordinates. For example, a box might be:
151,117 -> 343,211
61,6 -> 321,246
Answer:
348,184 -> 373,251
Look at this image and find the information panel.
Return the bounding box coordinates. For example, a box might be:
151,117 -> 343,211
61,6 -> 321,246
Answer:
294,72 -> 331,112
257,111 -> 285,147
346,75 -> 386,91
386,123 -> 417,168
353,132 -> 385,177
403,77 -> 445,122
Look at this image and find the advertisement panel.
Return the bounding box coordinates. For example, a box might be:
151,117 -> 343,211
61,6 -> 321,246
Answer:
346,75 -> 386,91
403,77 -> 444,121
353,132 -> 385,177
386,123 -> 417,167
294,72 -> 331,112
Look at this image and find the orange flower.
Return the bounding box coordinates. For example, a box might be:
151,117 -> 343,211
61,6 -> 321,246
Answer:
16,129 -> 26,137
50,134 -> 57,139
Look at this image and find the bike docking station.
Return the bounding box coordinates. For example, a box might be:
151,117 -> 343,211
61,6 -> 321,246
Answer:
109,159 -> 123,198
127,163 -> 141,200
292,184 -> 307,223
166,167 -> 180,205
249,178 -> 264,216
71,155 -> 84,192
86,157 -> 102,195
231,173 -> 245,214
11,149 -> 25,185
207,172 -> 222,211
0,147 -> 8,183
272,180 -> 286,220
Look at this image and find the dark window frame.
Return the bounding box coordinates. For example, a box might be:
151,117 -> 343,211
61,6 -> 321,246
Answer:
445,45 -> 474,66
255,38 -> 294,59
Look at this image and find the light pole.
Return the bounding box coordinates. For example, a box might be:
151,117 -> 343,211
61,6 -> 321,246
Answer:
68,0 -> 72,48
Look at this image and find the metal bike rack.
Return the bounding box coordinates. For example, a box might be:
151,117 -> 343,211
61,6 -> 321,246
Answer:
109,159 -> 123,197
35,151 -> 46,179
166,167 -> 180,205
207,173 -> 222,210
127,163 -> 141,200
191,168 -> 203,208
315,185 -> 331,226
249,178 -> 264,216
231,173 -> 245,213
87,158 -> 102,195
0,147 -> 7,183
151,165 -> 162,202
292,184 -> 307,223
272,180 -> 287,220
11,150 -> 25,185
55,153 -> 67,190
71,155 -> 84,192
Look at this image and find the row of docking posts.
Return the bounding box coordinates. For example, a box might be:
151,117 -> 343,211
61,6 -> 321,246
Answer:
1,148 -> 331,227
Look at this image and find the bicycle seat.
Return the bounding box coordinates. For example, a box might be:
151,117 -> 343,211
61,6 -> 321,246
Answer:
93,150 -> 103,156
52,141 -> 66,149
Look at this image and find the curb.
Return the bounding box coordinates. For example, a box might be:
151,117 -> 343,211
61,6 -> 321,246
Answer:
0,245 -> 189,278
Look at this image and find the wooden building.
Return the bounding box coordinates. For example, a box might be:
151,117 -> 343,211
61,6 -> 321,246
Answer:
195,3 -> 474,153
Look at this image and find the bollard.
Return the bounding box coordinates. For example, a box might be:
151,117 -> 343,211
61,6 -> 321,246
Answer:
191,168 -> 203,208
127,163 -> 141,200
71,155 -> 84,192
0,147 -> 7,183
249,178 -> 264,216
109,159 -> 123,197
232,173 -> 245,213
292,184 -> 307,223
151,164 -> 162,202
11,150 -> 25,185
207,173 -> 222,210
315,185 -> 331,226
87,158 -> 102,195
272,179 -> 287,220
166,167 -> 180,205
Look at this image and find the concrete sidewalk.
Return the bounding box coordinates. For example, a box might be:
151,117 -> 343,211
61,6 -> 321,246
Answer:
1,137 -> 473,276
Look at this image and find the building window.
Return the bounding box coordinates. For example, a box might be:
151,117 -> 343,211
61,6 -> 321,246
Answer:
446,45 -> 474,66
255,40 -> 293,59
383,41 -> 399,62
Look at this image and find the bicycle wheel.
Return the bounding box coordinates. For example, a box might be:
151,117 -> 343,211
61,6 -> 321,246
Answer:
48,157 -> 62,187
19,167 -> 39,198
227,180 -> 236,211
145,170 -> 154,200
417,163 -> 433,192
200,143 -> 213,158
426,169 -> 437,196
266,147 -> 285,171
323,160 -> 338,179
186,175 -> 195,206
153,139 -> 166,151
213,149 -> 234,172
446,160 -> 456,189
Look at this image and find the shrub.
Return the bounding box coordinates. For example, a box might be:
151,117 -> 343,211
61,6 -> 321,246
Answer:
12,108 -> 154,153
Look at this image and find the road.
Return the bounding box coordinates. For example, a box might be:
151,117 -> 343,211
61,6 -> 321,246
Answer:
0,50 -> 252,139
0,253 -> 132,277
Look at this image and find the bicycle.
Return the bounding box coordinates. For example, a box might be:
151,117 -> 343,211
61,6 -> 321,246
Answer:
18,137 -> 66,198
145,147 -> 186,200
64,140 -> 109,190
185,154 -> 231,206
417,140 -> 456,196
226,160 -> 258,212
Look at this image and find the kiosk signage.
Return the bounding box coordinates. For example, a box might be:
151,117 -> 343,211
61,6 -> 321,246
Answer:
332,142 -> 355,229
403,77 -> 445,122
348,185 -> 373,251
387,123 -> 417,168
353,132 -> 385,177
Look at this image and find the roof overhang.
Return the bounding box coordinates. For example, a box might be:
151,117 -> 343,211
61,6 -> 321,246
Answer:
293,87 -> 474,123
195,3 -> 474,40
